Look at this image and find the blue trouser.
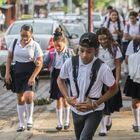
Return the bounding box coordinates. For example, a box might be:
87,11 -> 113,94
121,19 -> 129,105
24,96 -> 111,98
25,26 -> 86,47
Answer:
72,110 -> 103,140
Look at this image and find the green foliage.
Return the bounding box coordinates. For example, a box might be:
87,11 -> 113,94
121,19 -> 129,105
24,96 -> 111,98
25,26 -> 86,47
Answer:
94,0 -> 114,10
135,0 -> 140,6
0,0 -> 6,5
72,0 -> 85,7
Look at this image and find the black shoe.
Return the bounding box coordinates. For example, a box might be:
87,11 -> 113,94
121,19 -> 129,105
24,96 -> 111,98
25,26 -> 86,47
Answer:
106,122 -> 112,131
64,125 -> 70,130
56,125 -> 62,131
98,132 -> 107,136
133,125 -> 139,132
27,123 -> 32,131
16,127 -> 25,132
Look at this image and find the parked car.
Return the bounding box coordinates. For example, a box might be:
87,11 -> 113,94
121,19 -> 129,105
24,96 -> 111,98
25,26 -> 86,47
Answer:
2,18 -> 60,51
0,18 -> 61,77
92,12 -> 103,32
61,21 -> 87,53
83,12 -> 103,32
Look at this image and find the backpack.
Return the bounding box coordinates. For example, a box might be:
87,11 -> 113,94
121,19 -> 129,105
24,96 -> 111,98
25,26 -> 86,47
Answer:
133,40 -> 140,53
127,23 -> 140,34
43,48 -> 74,70
70,56 -> 103,97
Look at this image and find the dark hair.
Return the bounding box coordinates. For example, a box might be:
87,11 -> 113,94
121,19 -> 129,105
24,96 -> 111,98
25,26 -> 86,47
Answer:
79,32 -> 99,49
107,5 -> 113,10
96,27 -> 119,57
53,26 -> 64,42
129,11 -> 138,17
107,9 -> 121,31
20,24 -> 33,32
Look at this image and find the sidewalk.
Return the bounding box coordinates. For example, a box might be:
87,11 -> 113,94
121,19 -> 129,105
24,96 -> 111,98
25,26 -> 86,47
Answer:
1,101 -> 140,140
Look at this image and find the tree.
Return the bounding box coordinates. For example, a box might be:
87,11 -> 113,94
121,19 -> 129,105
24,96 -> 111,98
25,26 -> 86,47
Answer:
135,0 -> 140,6
0,0 -> 7,5
94,0 -> 114,10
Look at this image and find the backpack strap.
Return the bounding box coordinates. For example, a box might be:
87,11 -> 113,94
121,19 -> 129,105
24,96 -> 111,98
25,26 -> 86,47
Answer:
12,39 -> 18,58
133,40 -> 140,53
85,58 -> 103,97
72,56 -> 103,98
72,55 -> 79,96
127,24 -> 130,33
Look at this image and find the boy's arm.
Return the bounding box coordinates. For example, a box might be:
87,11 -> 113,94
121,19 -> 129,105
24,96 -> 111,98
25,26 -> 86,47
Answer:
57,76 -> 77,106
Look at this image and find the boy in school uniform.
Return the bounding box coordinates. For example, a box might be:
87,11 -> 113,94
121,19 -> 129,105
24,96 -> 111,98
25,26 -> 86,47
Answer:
57,32 -> 118,140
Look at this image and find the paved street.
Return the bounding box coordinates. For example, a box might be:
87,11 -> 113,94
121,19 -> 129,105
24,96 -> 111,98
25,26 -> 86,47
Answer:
0,78 -> 140,139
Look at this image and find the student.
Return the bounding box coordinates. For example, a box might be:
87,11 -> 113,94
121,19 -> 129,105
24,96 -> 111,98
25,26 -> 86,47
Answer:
123,11 -> 140,65
96,27 -> 123,136
5,24 -> 43,132
103,9 -> 124,45
44,27 -> 74,130
57,32 -> 118,140
124,39 -> 140,132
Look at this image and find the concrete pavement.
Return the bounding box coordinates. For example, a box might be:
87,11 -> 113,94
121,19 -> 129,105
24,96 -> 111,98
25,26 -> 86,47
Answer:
1,100 -> 140,140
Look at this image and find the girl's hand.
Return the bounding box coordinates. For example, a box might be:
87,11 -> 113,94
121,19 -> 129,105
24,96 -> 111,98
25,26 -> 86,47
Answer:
5,73 -> 12,84
28,76 -> 36,86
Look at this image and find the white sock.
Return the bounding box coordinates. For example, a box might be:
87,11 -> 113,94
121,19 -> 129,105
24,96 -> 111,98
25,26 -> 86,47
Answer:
100,116 -> 107,133
56,108 -> 63,126
132,107 -> 139,126
64,107 -> 70,126
17,104 -> 25,128
105,115 -> 112,126
26,102 -> 34,124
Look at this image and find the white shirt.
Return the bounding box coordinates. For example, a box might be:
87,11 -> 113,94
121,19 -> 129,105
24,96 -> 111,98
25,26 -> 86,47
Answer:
104,21 -> 124,41
124,22 -> 140,36
8,38 -> 43,63
54,47 -> 67,69
126,40 -> 140,56
98,45 -> 122,70
59,56 -> 115,115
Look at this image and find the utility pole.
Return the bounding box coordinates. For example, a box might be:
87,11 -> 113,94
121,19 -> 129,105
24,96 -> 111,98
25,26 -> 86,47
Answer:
88,0 -> 93,32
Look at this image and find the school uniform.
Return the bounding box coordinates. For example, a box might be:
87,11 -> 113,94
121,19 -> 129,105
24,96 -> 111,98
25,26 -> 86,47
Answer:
46,47 -> 73,100
103,20 -> 124,45
98,45 -> 123,114
124,41 -> 140,99
8,38 -> 43,93
59,56 -> 115,139
60,56 -> 115,114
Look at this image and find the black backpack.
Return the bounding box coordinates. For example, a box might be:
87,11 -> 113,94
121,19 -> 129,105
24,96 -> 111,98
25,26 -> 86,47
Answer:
133,40 -> 140,53
70,56 -> 103,98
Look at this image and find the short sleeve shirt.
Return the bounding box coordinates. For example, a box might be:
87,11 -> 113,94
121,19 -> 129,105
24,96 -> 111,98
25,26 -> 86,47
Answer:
126,40 -> 140,56
8,38 -> 43,63
59,56 -> 115,115
104,21 -> 124,41
124,22 -> 140,36
98,45 -> 122,70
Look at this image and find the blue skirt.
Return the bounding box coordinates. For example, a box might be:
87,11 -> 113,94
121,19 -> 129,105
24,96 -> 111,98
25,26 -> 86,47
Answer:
14,61 -> 36,93
49,68 -> 63,100
124,76 -> 140,99
103,69 -> 123,115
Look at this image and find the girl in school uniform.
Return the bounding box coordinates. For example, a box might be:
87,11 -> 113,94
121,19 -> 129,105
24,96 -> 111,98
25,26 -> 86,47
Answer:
103,9 -> 124,46
96,27 -> 123,136
5,24 -> 43,132
124,40 -> 140,132
44,27 -> 74,130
